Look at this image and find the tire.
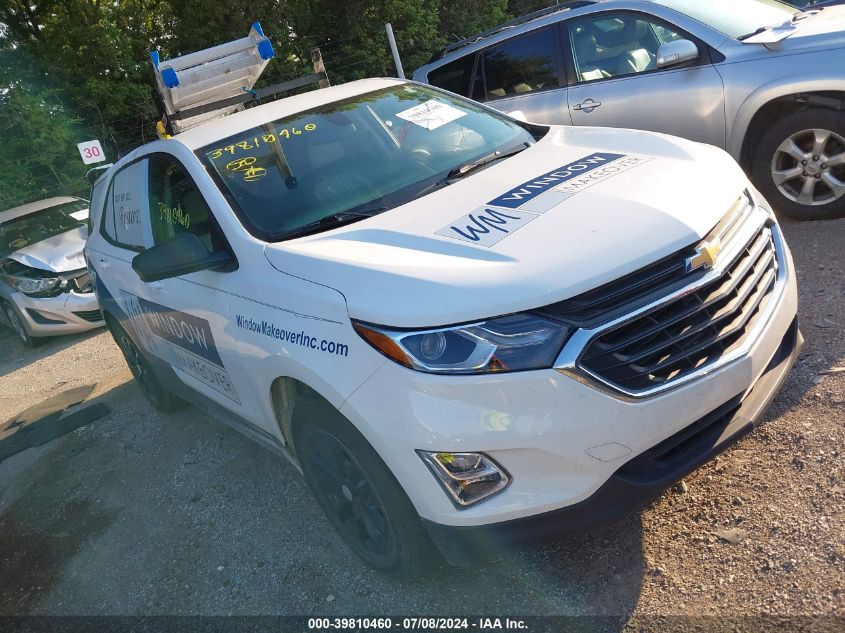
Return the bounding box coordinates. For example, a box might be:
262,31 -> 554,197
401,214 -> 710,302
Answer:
751,108 -> 845,221
2,300 -> 37,348
106,316 -> 185,413
294,398 -> 438,576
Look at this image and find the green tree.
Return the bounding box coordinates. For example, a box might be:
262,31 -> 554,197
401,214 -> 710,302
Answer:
0,0 -> 538,209
0,45 -> 87,207
437,0 -> 509,43
283,0 -> 440,82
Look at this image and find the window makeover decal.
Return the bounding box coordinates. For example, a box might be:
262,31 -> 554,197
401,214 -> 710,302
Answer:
436,208 -> 538,248
235,314 -> 349,357
118,291 -> 241,404
437,153 -> 653,247
489,152 -> 625,210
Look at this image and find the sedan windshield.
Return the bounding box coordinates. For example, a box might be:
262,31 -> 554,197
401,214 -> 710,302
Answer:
199,84 -> 539,241
0,200 -> 87,259
651,0 -> 796,39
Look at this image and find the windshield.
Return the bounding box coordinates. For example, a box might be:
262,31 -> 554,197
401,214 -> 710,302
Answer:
651,0 -> 796,39
0,200 -> 87,259
199,84 -> 539,241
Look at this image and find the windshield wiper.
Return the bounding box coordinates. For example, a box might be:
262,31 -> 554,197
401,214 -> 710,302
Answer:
415,142 -> 531,198
270,206 -> 389,241
446,142 -> 531,180
739,11 -> 812,41
738,27 -> 768,41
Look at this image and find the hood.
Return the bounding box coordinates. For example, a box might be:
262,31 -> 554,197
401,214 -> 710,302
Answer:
264,126 -> 748,328
7,226 -> 88,273
741,6 -> 845,47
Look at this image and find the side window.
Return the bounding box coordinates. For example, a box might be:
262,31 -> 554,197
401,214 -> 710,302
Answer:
653,24 -> 683,45
481,28 -> 559,101
148,155 -> 215,252
101,180 -> 117,242
101,160 -> 149,250
568,14 -> 686,83
427,55 -> 476,98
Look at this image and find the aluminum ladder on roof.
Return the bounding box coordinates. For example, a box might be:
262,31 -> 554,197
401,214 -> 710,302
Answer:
150,22 -> 275,134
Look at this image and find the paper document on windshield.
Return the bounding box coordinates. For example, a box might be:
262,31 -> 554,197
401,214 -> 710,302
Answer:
395,100 -> 467,131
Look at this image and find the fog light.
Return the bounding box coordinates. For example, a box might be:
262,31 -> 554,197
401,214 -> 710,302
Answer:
418,451 -> 510,508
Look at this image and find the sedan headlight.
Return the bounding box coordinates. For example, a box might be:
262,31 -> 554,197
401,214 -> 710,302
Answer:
353,313 -> 571,374
6,276 -> 61,296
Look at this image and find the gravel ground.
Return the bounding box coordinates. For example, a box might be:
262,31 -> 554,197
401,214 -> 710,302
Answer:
0,217 -> 842,624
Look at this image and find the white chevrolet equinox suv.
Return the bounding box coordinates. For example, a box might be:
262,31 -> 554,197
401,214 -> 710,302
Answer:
85,79 -> 801,575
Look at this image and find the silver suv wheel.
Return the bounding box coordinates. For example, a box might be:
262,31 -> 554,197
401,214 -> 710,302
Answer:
771,128 -> 845,206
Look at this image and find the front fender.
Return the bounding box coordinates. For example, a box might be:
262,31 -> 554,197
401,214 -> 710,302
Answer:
728,73 -> 845,160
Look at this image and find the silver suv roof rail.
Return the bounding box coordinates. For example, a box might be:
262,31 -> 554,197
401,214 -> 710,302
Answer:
429,0 -> 596,62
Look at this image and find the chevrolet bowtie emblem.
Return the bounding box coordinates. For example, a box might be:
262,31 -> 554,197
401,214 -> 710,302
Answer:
686,238 -> 722,272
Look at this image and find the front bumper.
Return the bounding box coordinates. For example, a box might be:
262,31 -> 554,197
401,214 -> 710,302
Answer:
423,317 -> 802,565
7,289 -> 104,337
340,207 -> 799,566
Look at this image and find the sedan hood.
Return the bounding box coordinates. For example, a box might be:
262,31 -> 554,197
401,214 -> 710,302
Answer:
7,226 -> 88,273
264,126 -> 748,328
741,6 -> 845,47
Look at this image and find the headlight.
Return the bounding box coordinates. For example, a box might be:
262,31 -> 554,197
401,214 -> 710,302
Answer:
353,313 -> 571,374
6,276 -> 61,296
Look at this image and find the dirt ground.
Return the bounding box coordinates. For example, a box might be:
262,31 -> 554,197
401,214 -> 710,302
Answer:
0,216 -> 842,626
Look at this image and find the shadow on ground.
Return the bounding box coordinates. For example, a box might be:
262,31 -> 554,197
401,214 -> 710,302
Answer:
0,327 -> 106,378
0,377 -> 645,622
0,383 -> 130,613
1,384 -> 110,463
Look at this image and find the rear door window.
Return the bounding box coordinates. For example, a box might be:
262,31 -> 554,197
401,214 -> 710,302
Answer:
427,56 -> 477,98
480,27 -> 560,101
101,160 -> 150,251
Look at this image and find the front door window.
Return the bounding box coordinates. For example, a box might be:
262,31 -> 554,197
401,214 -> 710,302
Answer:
569,14 -> 685,83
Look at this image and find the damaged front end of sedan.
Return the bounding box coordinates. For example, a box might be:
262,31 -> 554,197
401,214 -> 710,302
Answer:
0,197 -> 104,345
0,258 -> 95,299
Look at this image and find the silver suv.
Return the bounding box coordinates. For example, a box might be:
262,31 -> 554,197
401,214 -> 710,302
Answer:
414,0 -> 845,221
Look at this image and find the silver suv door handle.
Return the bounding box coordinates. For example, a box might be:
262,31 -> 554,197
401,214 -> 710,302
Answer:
573,98 -> 602,113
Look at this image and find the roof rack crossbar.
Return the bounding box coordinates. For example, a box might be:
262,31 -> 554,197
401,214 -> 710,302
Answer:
167,72 -> 328,123
430,1 -> 595,62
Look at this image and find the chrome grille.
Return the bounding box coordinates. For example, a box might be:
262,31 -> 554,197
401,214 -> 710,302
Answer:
579,225 -> 778,392
541,193 -> 755,328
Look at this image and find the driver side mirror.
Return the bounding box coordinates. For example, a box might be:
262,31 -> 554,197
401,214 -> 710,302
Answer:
655,39 -> 699,69
132,232 -> 234,283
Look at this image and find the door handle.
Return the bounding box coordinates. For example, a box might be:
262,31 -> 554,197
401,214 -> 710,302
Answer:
573,98 -> 602,113
146,281 -> 163,290
97,258 -> 110,268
